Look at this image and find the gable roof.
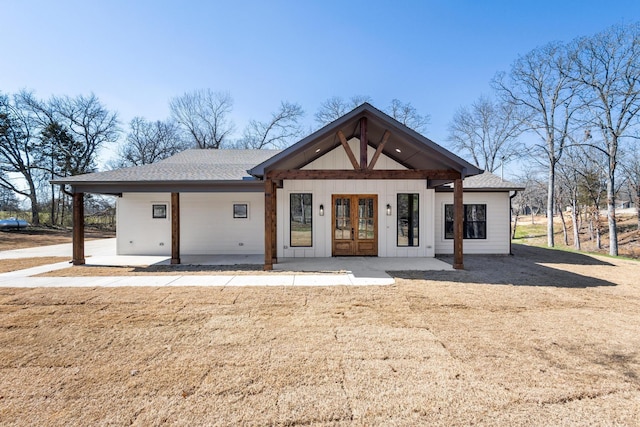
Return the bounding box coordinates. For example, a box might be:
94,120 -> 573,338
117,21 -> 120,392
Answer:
249,103 -> 483,178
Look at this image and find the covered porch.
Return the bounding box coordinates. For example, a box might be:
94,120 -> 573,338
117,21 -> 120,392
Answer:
251,103 -> 481,270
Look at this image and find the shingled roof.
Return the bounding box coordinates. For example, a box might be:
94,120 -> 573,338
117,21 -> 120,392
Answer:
52,149 -> 280,194
436,171 -> 525,192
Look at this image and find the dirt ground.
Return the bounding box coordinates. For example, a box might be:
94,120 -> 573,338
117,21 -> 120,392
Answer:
1,244 -> 639,426
0,227 -> 114,251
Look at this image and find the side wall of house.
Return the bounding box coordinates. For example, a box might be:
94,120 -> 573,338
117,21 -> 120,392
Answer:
116,192 -> 264,255
180,193 -> 264,254
117,193 -> 172,255
433,191 -> 511,254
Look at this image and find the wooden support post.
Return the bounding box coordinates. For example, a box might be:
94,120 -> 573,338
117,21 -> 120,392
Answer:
264,179 -> 274,270
453,178 -> 464,270
72,192 -> 85,265
271,180 -> 277,264
171,192 -> 180,265
360,117 -> 368,169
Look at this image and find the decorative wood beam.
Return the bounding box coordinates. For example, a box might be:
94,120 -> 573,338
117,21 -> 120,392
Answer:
337,131 -> 360,170
453,178 -> 464,270
360,117 -> 368,169
368,130 -> 391,170
72,192 -> 85,265
171,192 -> 180,264
266,169 -> 461,181
264,179 -> 274,270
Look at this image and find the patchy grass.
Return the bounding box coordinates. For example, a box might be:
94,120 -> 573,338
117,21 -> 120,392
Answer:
1,245 -> 640,425
513,213 -> 640,259
513,221 -> 547,241
0,257 -> 70,273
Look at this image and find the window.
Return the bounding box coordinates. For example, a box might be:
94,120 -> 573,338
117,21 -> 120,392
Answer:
152,204 -> 167,219
397,193 -> 419,246
233,203 -> 248,219
445,204 -> 486,239
290,193 -> 312,247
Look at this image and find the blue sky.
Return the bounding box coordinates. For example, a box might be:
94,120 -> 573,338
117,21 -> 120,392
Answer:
2,0 -> 639,174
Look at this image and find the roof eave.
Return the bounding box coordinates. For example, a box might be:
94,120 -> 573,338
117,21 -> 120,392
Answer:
53,179 -> 265,194
434,186 -> 526,193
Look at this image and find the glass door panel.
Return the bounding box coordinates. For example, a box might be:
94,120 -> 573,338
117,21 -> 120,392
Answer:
333,195 -> 377,256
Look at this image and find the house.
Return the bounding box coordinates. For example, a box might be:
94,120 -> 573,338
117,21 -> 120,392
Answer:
54,103 -> 524,270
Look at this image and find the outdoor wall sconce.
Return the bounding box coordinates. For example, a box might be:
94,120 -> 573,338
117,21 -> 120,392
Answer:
386,204 -> 392,216
319,204 -> 324,216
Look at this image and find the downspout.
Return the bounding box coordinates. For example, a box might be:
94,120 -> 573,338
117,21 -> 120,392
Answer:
509,191 -> 518,256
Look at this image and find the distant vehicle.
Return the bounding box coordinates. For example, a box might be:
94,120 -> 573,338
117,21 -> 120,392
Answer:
0,217 -> 29,230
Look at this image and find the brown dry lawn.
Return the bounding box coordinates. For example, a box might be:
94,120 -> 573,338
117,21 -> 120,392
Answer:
1,245 -> 640,425
0,227 -> 114,251
0,257 -> 70,274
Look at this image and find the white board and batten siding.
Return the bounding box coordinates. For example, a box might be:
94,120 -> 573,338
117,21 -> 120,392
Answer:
117,193 -> 172,255
116,192 -> 264,255
277,138 -> 436,258
434,192 -> 511,255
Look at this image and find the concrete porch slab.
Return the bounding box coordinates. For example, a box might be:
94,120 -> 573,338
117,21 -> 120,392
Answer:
273,257 -> 454,273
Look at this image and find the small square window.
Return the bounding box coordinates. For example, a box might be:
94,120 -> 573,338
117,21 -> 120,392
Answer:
233,203 -> 248,219
152,204 -> 167,219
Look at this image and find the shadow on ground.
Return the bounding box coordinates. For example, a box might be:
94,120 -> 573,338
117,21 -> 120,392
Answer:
390,244 -> 618,288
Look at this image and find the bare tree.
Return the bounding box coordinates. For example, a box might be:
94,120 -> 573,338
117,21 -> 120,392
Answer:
447,95 -> 525,172
0,180 -> 20,212
169,89 -> 235,149
494,41 -> 579,248
573,145 -> 607,249
237,102 -> 304,149
386,99 -> 430,133
621,149 -> 640,230
570,23 -> 640,256
314,95 -> 371,127
512,169 -> 546,224
0,91 -> 44,224
117,117 -> 186,166
556,144 -> 601,250
47,93 -> 120,175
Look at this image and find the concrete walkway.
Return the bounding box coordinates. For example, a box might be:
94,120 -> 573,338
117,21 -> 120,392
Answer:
0,239 -> 454,288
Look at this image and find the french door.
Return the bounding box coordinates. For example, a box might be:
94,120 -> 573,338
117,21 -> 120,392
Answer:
332,194 -> 378,256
